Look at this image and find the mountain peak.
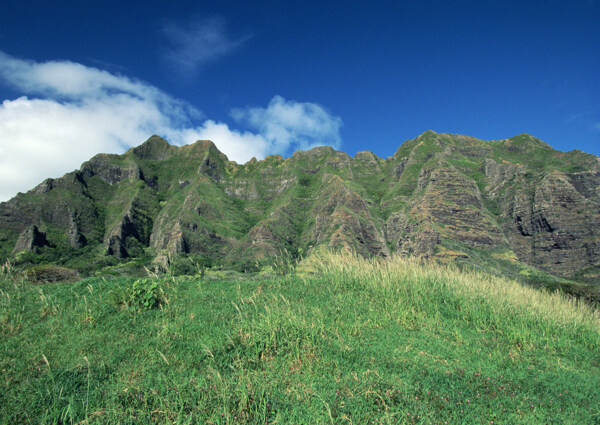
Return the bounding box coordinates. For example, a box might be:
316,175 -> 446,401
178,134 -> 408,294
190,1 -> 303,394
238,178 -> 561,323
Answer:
190,139 -> 218,150
501,134 -> 553,151
179,139 -> 230,163
131,135 -> 174,160
293,145 -> 336,157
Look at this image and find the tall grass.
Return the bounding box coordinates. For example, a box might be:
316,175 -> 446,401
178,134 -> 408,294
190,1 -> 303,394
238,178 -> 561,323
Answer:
1,254 -> 599,424
307,252 -> 600,350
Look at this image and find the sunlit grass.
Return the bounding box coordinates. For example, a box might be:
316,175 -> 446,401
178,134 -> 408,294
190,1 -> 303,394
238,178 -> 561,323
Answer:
306,251 -> 600,347
1,254 -> 599,424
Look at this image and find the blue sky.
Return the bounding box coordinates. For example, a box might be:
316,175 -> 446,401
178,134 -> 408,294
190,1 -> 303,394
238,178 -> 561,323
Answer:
0,0 -> 598,201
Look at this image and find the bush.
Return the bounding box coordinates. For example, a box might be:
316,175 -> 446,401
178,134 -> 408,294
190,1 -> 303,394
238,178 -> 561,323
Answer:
168,254 -> 212,276
24,265 -> 80,284
126,278 -> 165,312
545,282 -> 600,308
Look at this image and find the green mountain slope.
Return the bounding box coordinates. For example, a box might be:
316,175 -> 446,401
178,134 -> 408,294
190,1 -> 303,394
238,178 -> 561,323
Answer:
1,131 -> 599,284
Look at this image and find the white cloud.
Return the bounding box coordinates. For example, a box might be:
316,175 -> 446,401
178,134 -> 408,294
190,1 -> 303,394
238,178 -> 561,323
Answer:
0,52 -> 201,201
161,17 -> 251,78
0,52 -> 196,123
172,121 -> 269,162
0,52 -> 342,202
232,95 -> 343,152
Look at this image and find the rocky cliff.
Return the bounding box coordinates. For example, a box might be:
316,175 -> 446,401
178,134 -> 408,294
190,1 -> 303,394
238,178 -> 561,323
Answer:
1,131 -> 599,282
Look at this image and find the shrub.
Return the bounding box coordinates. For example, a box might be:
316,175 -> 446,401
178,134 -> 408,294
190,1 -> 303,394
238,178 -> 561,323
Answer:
126,278 -> 165,311
24,265 -> 80,284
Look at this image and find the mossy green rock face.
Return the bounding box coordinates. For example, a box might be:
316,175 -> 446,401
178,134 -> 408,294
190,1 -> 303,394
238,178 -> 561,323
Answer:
1,132 -> 599,281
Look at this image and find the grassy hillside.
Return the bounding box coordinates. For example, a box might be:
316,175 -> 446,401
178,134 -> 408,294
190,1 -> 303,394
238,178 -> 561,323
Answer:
1,254 -> 599,424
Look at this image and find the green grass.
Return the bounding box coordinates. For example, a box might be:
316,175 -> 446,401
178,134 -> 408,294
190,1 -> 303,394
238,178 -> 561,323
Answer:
1,254 -> 599,424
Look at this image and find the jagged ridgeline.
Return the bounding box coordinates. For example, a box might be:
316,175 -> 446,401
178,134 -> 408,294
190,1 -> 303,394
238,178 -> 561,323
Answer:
1,131 -> 599,280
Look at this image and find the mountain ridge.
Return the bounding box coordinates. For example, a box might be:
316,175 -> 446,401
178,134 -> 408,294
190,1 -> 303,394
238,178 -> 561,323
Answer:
1,131 -> 599,285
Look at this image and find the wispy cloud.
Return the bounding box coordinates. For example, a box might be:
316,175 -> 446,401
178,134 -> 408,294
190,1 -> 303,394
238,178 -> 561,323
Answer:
564,108 -> 600,133
0,52 -> 203,201
168,97 -> 344,163
0,52 -> 199,120
0,53 -> 344,202
232,95 -> 343,153
172,95 -> 344,162
160,16 -> 251,78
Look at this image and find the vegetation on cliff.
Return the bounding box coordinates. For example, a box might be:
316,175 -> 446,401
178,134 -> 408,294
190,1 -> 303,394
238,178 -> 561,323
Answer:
1,131 -> 599,295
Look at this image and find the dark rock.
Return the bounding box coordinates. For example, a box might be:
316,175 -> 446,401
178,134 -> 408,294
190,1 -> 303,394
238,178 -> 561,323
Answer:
508,172 -> 600,277
33,179 -> 54,194
150,221 -> 189,254
81,155 -> 141,185
12,225 -> 50,254
68,213 -> 86,249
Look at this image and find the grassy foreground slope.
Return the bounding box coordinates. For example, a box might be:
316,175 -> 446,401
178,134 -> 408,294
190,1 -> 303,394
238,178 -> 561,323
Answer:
1,254 -> 599,424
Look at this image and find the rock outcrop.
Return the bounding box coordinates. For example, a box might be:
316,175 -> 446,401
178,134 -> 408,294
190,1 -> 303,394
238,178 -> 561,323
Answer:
12,225 -> 50,254
509,172 -> 600,277
68,212 -> 86,249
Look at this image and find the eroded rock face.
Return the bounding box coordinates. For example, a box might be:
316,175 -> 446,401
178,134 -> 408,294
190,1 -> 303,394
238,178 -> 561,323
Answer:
104,215 -> 135,258
483,158 -> 523,198
151,221 -> 189,254
509,172 -> 600,276
568,171 -> 600,203
103,193 -> 157,258
422,166 -> 504,247
1,132 -> 599,282
387,164 -> 504,258
81,156 -> 141,185
68,213 -> 86,249
12,225 -> 50,254
310,175 -> 389,258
